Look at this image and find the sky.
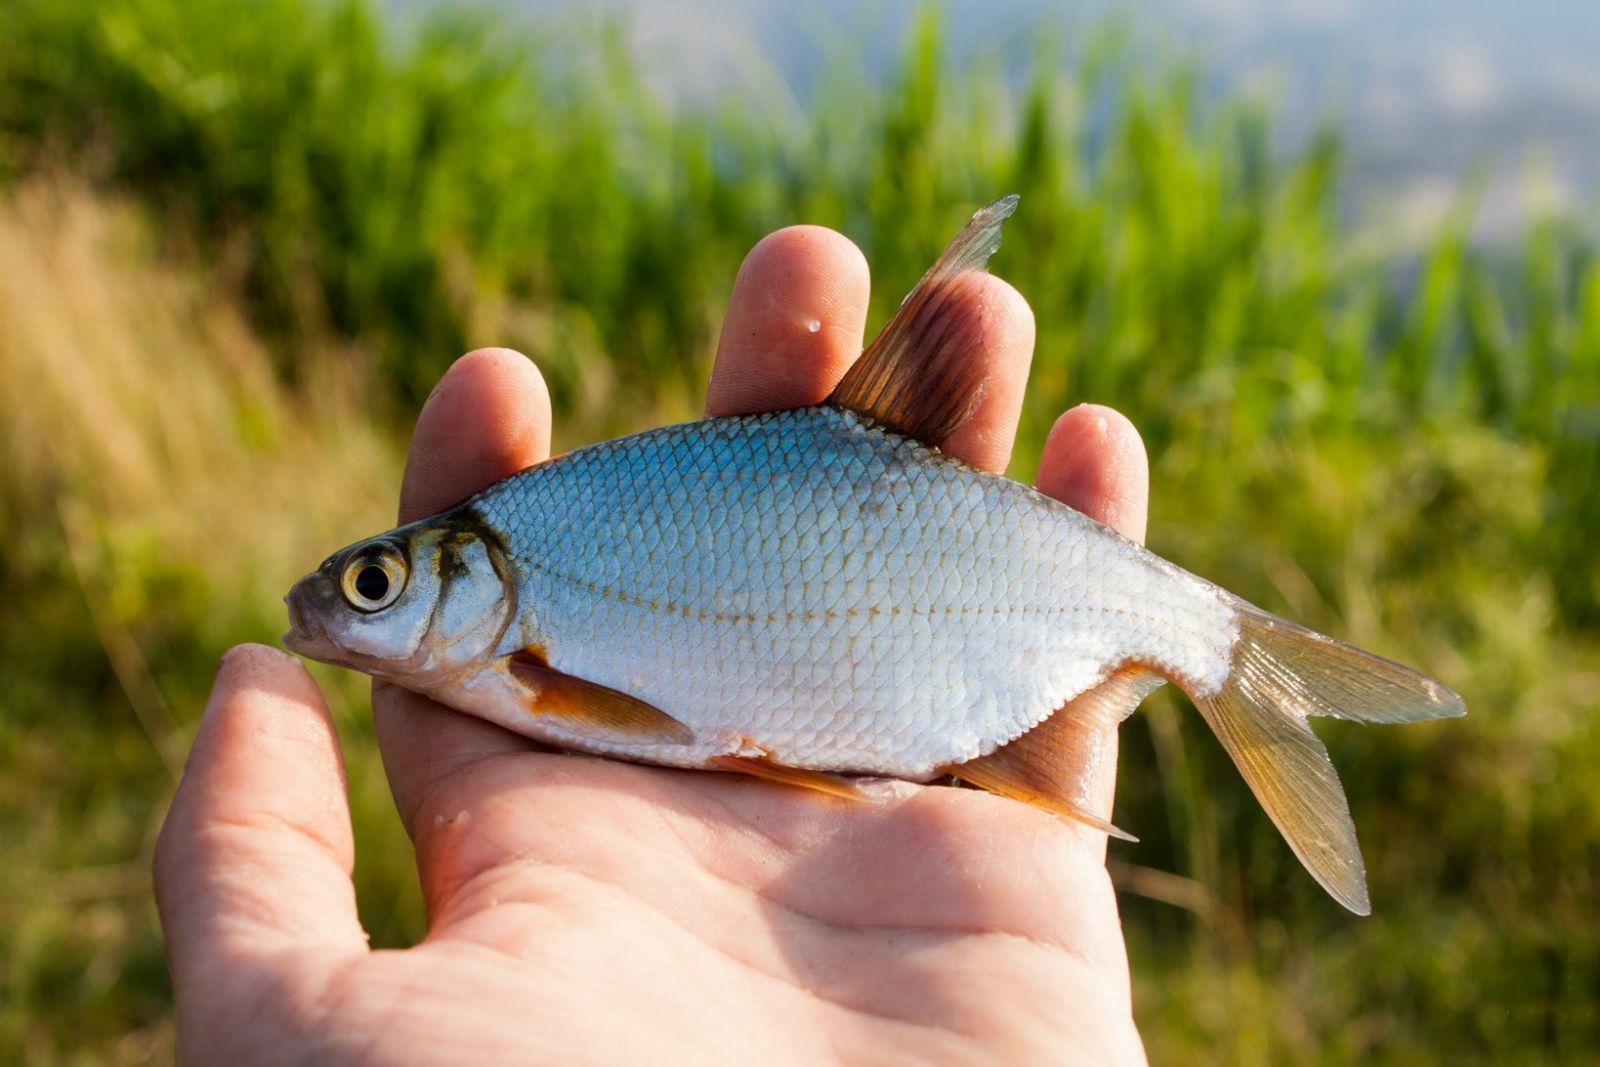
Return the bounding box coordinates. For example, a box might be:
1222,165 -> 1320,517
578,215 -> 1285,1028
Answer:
494,0 -> 1600,242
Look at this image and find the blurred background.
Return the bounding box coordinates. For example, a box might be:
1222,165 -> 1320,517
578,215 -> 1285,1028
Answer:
1,0 -> 1597,1062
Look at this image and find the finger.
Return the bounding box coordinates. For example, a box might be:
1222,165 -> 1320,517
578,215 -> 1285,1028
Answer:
398,347 -> 551,522
707,225 -> 1036,474
1036,404 -> 1149,544
935,273 -> 1036,474
1033,405 -> 1151,856
377,348 -> 551,838
154,645 -> 367,986
707,225 -> 870,416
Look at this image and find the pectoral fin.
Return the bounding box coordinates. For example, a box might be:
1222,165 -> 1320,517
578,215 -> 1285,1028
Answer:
507,649 -> 694,744
706,753 -> 869,801
942,666 -> 1165,841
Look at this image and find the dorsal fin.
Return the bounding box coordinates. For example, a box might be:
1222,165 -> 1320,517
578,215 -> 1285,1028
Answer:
828,195 -> 1019,445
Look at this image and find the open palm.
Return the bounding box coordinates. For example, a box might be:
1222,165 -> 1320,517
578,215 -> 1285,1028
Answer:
156,224 -> 1152,1064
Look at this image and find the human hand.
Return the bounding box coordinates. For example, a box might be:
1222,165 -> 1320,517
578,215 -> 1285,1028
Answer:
155,224 -> 1152,1064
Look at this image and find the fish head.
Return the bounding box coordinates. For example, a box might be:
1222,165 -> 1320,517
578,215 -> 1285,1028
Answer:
283,508 -> 515,688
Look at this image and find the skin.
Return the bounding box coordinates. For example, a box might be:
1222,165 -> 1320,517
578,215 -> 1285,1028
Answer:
154,224 -> 1153,1065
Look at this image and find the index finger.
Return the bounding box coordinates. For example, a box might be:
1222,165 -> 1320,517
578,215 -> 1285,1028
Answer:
374,348 -> 552,839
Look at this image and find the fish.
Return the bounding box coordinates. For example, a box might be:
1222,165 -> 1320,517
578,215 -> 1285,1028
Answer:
284,195 -> 1465,914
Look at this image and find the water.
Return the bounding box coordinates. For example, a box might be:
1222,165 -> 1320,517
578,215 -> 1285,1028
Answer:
479,0 -> 1600,244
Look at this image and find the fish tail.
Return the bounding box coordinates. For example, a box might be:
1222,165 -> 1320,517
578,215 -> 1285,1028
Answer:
1187,603 -> 1465,915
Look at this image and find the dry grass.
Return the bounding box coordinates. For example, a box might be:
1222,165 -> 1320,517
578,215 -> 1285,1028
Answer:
0,184 -> 420,1064
0,180 -> 397,575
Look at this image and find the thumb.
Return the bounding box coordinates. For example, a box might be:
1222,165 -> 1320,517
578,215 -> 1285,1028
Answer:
154,644 -> 369,1002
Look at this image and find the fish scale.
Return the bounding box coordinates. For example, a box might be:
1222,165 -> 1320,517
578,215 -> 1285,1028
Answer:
473,405 -> 1237,775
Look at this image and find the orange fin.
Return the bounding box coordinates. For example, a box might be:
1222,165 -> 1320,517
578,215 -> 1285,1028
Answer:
942,666 -> 1165,841
706,754 -> 868,801
508,649 -> 694,744
828,195 -> 1018,446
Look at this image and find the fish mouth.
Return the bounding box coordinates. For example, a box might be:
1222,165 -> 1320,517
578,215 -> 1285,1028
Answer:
282,576 -> 341,662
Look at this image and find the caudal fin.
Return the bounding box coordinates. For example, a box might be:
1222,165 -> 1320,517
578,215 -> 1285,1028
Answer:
1192,606 -> 1465,915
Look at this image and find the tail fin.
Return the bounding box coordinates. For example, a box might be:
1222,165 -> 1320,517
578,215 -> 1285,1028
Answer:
1193,605 -> 1465,914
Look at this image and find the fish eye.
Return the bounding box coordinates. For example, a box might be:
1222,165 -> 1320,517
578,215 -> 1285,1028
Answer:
340,544 -> 407,612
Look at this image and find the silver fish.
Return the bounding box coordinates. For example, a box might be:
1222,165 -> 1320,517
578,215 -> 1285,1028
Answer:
285,196 -> 1464,914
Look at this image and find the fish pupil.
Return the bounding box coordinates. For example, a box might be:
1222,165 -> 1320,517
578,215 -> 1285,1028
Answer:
354,565 -> 390,603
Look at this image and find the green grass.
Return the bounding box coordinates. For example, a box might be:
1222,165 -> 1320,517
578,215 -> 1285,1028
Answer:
1,0 -> 1597,1062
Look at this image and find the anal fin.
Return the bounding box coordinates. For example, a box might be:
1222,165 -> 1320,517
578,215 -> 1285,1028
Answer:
507,648 -> 694,744
942,666 -> 1165,841
706,754 -> 868,802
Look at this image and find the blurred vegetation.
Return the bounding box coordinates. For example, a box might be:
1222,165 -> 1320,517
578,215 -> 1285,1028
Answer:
0,0 -> 1596,1062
